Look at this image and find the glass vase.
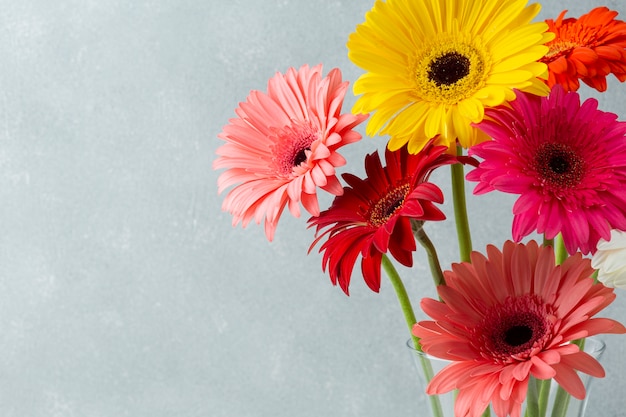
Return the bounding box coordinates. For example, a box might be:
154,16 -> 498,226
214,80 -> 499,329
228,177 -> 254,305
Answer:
406,337 -> 606,417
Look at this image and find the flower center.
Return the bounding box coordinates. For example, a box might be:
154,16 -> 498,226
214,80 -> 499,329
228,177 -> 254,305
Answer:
534,142 -> 584,189
504,325 -> 533,346
428,52 -> 471,86
368,184 -> 411,227
293,148 -> 309,167
412,35 -> 490,105
271,122 -> 319,176
472,295 -> 554,363
542,40 -> 579,61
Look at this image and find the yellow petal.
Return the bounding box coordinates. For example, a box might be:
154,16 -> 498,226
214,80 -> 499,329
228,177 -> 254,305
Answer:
474,85 -> 507,106
491,27 -> 548,62
388,134 -> 409,151
491,48 -> 549,74
384,101 -> 430,138
488,70 -> 534,85
520,77 -> 551,96
457,97 -> 485,122
450,108 -> 473,148
425,104 -> 447,138
407,134 -> 430,154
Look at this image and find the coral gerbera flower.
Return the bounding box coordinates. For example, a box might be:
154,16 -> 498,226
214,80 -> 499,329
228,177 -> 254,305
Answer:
413,241 -> 626,417
540,7 -> 626,92
308,142 -> 456,294
214,64 -> 367,241
468,85 -> 626,255
347,0 -> 553,153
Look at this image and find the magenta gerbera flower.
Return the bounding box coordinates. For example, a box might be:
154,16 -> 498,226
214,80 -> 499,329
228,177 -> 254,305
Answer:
467,85 -> 626,254
214,64 -> 368,241
308,141 -> 456,294
413,241 -> 626,417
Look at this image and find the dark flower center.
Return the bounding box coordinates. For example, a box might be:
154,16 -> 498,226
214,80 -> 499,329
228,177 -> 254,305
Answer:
428,52 -> 471,86
369,184 -> 411,227
493,311 -> 546,355
504,325 -> 533,346
535,142 -> 584,188
293,148 -> 311,167
473,295 -> 554,363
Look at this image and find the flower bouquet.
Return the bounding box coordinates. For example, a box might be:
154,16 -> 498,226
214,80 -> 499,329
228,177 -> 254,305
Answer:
214,0 -> 626,416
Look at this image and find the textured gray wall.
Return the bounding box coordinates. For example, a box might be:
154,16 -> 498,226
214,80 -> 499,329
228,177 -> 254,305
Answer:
0,0 -> 623,416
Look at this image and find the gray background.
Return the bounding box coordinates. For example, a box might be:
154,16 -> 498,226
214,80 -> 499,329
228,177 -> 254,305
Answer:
0,0 -> 624,416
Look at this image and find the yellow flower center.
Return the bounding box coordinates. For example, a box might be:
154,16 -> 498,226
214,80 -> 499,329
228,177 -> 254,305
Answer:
412,34 -> 490,105
544,40 -> 579,60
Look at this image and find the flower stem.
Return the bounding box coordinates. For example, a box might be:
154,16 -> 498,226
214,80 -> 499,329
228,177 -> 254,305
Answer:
554,233 -> 567,265
525,376 -> 553,417
550,233 -> 575,417
411,220 -> 445,287
525,377 -> 540,417
549,387 -> 571,417
542,236 -> 554,248
537,379 -> 551,417
381,254 -> 420,350
416,352 -> 444,417
381,255 -> 444,417
451,147 -> 472,262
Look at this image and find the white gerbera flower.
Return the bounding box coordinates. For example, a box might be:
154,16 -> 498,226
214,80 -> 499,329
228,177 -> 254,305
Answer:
592,229 -> 626,289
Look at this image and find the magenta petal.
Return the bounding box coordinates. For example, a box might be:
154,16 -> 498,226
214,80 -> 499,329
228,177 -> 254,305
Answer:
471,85 -> 626,254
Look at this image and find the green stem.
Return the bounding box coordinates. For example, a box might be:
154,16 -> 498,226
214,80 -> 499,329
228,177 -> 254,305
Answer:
381,255 -> 444,417
417,352 -> 444,417
411,220 -> 445,287
554,234 -> 567,265
542,236 -> 554,248
381,254 -> 420,350
525,377 -> 539,417
537,379 -> 551,417
550,387 -> 571,417
550,234 -> 579,417
451,147 -> 472,262
573,337 -> 586,353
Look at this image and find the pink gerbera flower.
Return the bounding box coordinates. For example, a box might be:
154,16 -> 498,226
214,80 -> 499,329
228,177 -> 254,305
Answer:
467,85 -> 626,255
214,64 -> 367,241
413,241 -> 626,417
308,142 -> 456,294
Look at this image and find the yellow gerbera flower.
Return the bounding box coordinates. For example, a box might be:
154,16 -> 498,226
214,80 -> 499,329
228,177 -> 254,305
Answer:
347,0 -> 554,153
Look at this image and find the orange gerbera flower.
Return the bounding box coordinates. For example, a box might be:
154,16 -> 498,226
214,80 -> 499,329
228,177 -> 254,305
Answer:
540,7 -> 626,92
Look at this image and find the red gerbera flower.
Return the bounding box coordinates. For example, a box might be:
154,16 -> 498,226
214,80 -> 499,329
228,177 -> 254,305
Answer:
413,241 -> 626,417
541,7 -> 626,92
468,85 -> 626,255
308,141 -> 456,294
214,64 -> 367,241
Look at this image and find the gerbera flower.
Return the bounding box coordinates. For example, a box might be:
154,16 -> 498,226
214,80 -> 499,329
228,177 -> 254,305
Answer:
214,64 -> 368,241
591,229 -> 626,289
413,241 -> 626,417
308,141 -> 456,294
347,0 -> 553,153
467,85 -> 626,255
540,7 -> 626,92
